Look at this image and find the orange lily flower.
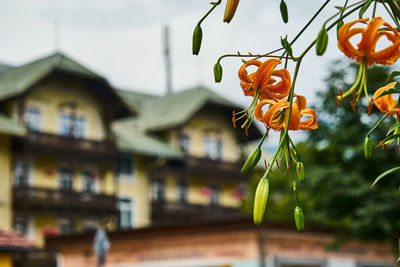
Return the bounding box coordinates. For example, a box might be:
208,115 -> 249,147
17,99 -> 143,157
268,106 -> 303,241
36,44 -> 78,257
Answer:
254,95 -> 318,131
238,59 -> 291,100
233,59 -> 291,131
338,17 -> 400,65
372,82 -> 400,116
337,17 -> 400,106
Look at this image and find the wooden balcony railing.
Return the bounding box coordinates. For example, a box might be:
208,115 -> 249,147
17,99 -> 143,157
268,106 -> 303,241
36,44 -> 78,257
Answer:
152,156 -> 246,181
13,131 -> 117,164
13,186 -> 118,217
151,200 -> 242,223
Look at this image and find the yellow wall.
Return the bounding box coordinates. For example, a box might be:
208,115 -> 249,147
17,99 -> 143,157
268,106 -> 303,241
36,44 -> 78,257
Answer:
0,252 -> 12,267
0,135 -> 12,230
171,109 -> 240,162
24,75 -> 106,140
33,215 -> 58,247
117,156 -> 150,228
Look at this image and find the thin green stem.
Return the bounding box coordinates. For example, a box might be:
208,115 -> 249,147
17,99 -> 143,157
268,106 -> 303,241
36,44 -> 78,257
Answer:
288,135 -> 302,163
372,0 -> 378,18
198,0 -> 222,25
257,131 -> 268,149
367,114 -> 389,137
382,0 -> 400,29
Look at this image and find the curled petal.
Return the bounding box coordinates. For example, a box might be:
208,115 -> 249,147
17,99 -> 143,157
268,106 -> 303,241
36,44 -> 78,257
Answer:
261,69 -> 291,99
299,109 -> 318,130
338,18 -> 368,62
373,82 -> 400,116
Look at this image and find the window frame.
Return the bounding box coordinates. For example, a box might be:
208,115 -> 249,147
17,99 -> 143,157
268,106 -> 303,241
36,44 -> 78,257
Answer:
153,180 -> 165,202
13,160 -> 30,187
59,112 -> 86,138
176,182 -> 188,203
179,133 -> 190,154
209,186 -> 220,206
118,198 -> 134,229
82,171 -> 96,193
117,154 -> 135,180
25,106 -> 41,131
59,168 -> 74,192
204,135 -> 223,160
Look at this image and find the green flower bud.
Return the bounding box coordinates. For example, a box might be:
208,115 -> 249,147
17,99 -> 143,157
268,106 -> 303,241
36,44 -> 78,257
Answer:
253,178 -> 269,225
213,62 -> 223,83
316,27 -> 328,56
241,147 -> 261,175
364,136 -> 372,159
280,0 -> 288,24
296,162 -> 305,183
294,206 -> 304,233
192,24 -> 203,55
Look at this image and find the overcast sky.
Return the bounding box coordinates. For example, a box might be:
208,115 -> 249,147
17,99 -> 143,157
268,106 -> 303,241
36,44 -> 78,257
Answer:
0,0 -> 396,143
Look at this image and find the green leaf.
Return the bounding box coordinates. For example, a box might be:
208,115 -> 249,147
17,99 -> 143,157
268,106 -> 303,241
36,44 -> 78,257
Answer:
375,88 -> 400,100
335,6 -> 345,12
280,0 -> 288,23
386,71 -> 400,83
387,123 -> 400,136
378,133 -> 400,146
280,36 -> 293,58
359,0 -> 374,19
372,166 -> 400,187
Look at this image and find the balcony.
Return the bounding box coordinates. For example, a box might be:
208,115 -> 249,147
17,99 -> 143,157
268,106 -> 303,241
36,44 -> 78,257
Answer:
13,186 -> 118,218
152,156 -> 247,182
13,131 -> 116,165
151,200 -> 242,223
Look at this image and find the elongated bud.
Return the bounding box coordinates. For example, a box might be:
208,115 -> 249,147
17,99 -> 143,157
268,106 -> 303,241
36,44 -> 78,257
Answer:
253,178 -> 269,225
294,206 -> 304,233
192,24 -> 203,55
280,37 -> 293,58
316,27 -> 328,56
280,0 -> 288,23
223,0 -> 240,23
213,62 -> 223,83
296,162 -> 305,183
364,136 -> 372,159
241,147 -> 261,175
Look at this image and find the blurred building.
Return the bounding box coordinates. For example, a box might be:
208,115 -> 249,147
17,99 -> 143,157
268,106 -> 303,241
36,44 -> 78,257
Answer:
0,52 -> 258,249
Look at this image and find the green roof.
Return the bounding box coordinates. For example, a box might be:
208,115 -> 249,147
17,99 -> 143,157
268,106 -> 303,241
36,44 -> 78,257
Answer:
0,52 -> 101,102
113,120 -> 183,159
0,63 -> 14,74
0,113 -> 26,136
114,89 -> 158,114
125,86 -> 235,132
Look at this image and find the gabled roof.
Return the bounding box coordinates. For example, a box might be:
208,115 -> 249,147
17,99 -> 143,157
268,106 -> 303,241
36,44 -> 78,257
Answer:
114,88 -> 159,114
113,119 -> 183,159
0,52 -> 132,119
128,86 -> 235,131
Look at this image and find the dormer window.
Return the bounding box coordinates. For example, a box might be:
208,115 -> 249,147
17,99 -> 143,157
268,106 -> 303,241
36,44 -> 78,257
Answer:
25,107 -> 41,131
59,113 -> 85,138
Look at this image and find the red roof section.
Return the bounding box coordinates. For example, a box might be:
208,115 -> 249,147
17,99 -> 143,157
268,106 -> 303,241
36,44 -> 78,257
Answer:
0,229 -> 34,250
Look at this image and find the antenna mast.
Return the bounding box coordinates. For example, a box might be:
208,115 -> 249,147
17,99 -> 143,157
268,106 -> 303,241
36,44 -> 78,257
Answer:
163,25 -> 172,95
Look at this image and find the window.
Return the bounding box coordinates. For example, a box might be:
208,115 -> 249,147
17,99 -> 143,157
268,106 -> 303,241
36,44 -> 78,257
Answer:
59,219 -> 73,235
179,134 -> 190,154
177,182 -> 187,202
82,172 -> 95,193
59,169 -> 73,191
13,217 -> 28,235
210,186 -> 219,206
13,161 -> 29,187
59,113 -> 85,138
204,136 -> 222,160
25,107 -> 41,131
117,154 -> 133,176
153,180 -> 165,201
119,198 -> 133,229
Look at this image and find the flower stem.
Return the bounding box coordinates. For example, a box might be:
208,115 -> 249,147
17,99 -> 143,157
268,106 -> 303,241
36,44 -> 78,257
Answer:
367,114 -> 389,137
198,0 -> 222,25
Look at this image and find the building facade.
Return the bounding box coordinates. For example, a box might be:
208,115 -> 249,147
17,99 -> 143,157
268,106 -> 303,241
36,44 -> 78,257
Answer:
0,52 -> 257,248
